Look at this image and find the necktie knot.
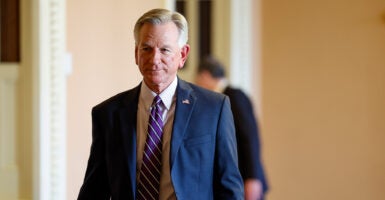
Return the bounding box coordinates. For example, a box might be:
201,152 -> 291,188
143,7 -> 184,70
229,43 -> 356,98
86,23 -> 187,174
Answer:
151,95 -> 163,126
153,95 -> 162,106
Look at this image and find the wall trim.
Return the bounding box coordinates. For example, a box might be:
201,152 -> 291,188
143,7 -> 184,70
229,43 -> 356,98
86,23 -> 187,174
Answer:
229,0 -> 253,94
31,0 -> 67,199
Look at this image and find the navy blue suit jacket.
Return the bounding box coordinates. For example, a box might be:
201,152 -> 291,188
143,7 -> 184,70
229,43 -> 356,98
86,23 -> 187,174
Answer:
223,86 -> 268,194
78,79 -> 244,200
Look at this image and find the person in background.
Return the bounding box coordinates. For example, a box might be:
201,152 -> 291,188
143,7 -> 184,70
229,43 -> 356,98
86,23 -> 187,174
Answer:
196,55 -> 269,200
77,8 -> 243,200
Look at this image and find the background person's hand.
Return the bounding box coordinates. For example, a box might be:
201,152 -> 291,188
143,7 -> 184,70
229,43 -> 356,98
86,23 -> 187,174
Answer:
244,179 -> 263,200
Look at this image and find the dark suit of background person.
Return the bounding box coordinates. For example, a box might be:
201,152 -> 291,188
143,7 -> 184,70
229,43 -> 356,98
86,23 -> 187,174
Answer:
196,56 -> 268,200
77,9 -> 244,200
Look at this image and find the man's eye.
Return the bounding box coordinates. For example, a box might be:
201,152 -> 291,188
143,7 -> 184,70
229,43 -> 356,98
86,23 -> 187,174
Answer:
161,48 -> 170,53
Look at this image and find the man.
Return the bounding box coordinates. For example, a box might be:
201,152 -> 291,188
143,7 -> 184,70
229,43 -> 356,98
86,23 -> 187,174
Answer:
78,9 -> 243,200
196,56 -> 269,200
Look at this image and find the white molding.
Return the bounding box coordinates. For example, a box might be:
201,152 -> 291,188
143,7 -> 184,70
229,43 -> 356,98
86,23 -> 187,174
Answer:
0,63 -> 19,200
229,0 -> 253,95
32,0 -> 67,199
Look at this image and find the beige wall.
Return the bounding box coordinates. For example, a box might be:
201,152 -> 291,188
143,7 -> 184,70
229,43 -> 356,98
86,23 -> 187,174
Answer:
66,1 -> 164,199
260,0 -> 385,200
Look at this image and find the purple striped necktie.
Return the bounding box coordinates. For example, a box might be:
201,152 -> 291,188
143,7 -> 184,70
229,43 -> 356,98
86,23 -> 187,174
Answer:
137,95 -> 164,200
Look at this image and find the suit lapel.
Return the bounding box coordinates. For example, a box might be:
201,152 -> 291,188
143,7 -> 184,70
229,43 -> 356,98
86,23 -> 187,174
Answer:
170,79 -> 196,169
119,84 -> 140,194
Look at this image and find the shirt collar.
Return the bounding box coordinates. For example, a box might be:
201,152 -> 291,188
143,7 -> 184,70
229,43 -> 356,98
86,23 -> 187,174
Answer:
140,77 -> 178,110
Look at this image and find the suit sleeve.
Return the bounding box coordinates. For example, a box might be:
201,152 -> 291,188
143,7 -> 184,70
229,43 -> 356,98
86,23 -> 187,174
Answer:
232,91 -> 261,179
78,107 -> 110,200
228,89 -> 268,192
213,96 -> 244,200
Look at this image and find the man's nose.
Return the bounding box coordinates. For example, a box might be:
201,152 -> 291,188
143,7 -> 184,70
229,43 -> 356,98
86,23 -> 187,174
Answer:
150,50 -> 161,65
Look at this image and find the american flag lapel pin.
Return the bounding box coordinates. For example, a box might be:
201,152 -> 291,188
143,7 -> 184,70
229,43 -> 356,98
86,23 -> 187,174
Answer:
182,99 -> 190,104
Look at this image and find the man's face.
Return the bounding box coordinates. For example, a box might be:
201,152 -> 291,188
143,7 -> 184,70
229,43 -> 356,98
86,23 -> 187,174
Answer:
195,71 -> 217,91
135,22 -> 190,93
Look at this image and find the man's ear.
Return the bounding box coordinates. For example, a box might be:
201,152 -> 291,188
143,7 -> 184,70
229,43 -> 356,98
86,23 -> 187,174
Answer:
179,44 -> 190,69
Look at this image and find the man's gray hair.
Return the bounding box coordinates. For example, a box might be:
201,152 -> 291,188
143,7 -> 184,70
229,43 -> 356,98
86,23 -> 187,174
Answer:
134,8 -> 188,47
